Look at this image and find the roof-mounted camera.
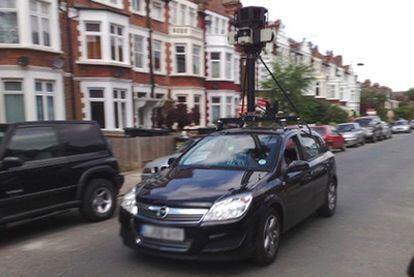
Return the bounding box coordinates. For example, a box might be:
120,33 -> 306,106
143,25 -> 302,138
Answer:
228,6 -> 274,48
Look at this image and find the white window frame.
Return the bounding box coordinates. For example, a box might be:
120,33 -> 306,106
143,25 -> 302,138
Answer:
0,1 -> 19,44
35,80 -> 55,121
169,1 -> 177,25
151,0 -> 164,22
153,39 -> 163,74
189,7 -> 196,27
210,52 -> 221,79
133,34 -> 145,70
175,44 -> 187,74
30,0 -> 51,47
130,0 -> 145,15
234,56 -> 240,84
110,23 -> 125,62
91,0 -> 123,9
1,79 -> 25,123
113,88 -> 128,129
87,88 -> 106,129
84,21 -> 102,60
225,53 -> 232,79
192,45 -> 201,75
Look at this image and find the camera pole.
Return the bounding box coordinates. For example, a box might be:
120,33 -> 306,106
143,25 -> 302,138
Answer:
246,53 -> 256,114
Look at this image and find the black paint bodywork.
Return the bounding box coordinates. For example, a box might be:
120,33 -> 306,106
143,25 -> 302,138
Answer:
119,128 -> 336,260
0,121 -> 123,225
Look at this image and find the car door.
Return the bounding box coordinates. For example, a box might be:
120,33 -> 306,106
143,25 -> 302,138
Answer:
299,133 -> 330,215
283,134 -> 312,227
0,125 -> 70,223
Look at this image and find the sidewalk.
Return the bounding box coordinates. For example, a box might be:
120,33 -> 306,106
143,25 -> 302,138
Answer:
119,168 -> 143,197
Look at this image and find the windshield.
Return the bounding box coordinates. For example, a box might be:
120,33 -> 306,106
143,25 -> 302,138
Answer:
395,121 -> 407,126
354,118 -> 372,127
311,127 -> 326,136
337,124 -> 354,132
178,134 -> 281,171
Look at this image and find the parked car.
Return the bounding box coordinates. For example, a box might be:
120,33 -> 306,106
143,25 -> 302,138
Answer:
336,122 -> 365,147
392,120 -> 412,133
410,120 -> 414,130
311,125 -> 346,151
353,116 -> 383,142
0,121 -> 124,226
380,121 -> 392,139
142,138 -> 200,180
120,127 -> 338,265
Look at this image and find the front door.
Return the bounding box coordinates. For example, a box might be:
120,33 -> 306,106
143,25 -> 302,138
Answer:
0,126 -> 69,223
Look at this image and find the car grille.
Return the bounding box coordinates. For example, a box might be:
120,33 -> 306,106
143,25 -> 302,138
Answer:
137,203 -> 208,222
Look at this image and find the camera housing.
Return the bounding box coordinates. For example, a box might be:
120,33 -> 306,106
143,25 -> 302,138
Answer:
228,6 -> 274,47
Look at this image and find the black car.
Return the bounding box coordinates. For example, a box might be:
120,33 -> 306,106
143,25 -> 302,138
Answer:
119,127 -> 337,265
0,121 -> 123,226
353,116 -> 383,142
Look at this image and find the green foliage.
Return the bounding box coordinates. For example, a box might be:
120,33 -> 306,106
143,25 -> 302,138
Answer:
394,105 -> 414,120
405,88 -> 414,101
261,63 -> 348,124
359,89 -> 387,120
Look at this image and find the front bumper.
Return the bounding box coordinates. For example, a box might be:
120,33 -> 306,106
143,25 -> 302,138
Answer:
343,137 -> 358,145
118,207 -> 259,261
392,128 -> 410,133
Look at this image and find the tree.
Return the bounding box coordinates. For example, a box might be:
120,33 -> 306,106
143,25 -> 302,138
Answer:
394,105 -> 414,120
261,63 -> 348,124
405,88 -> 414,101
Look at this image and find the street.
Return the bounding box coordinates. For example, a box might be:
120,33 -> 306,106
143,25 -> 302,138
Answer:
1,134 -> 413,277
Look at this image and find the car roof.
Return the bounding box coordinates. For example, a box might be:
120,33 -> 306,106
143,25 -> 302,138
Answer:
210,126 -> 317,139
6,120 -> 98,127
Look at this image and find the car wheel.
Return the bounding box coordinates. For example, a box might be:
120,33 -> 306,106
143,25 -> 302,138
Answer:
360,137 -> 366,146
254,208 -> 281,266
80,178 -> 116,222
371,135 -> 377,143
317,179 -> 337,217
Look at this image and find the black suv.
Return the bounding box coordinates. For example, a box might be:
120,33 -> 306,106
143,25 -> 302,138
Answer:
119,127 -> 337,265
0,121 -> 123,225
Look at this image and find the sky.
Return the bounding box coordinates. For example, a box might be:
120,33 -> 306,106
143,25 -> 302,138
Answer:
241,0 -> 413,91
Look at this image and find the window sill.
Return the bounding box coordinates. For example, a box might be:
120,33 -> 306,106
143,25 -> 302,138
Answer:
130,10 -> 146,17
133,67 -> 150,73
153,71 -> 166,76
206,78 -> 236,82
0,44 -> 62,54
151,16 -> 165,23
91,0 -> 124,10
170,73 -> 205,78
77,60 -> 132,68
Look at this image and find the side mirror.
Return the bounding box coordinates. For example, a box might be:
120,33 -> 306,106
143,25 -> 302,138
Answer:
286,160 -> 310,173
1,157 -> 23,169
167,157 -> 176,166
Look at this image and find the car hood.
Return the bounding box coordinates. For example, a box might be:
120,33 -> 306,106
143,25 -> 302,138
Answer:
339,131 -> 357,136
144,153 -> 181,169
136,167 -> 266,207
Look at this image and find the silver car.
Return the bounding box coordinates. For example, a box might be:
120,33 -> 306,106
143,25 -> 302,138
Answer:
142,138 -> 199,180
336,122 -> 365,147
380,121 -> 392,139
392,120 -> 412,133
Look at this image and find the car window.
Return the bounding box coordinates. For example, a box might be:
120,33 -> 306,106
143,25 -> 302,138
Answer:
337,124 -> 354,132
4,127 -> 61,162
179,134 -> 281,171
311,127 -> 325,136
300,135 -> 322,160
284,136 -> 301,165
59,124 -> 107,155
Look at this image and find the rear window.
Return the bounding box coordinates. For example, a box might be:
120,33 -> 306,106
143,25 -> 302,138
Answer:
337,124 -> 354,132
311,127 -> 326,136
354,118 -> 372,127
59,123 -> 107,155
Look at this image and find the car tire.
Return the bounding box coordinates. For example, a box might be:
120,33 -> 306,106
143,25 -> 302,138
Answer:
371,135 -> 377,143
254,208 -> 281,266
317,179 -> 337,217
80,178 -> 117,222
360,137 -> 366,146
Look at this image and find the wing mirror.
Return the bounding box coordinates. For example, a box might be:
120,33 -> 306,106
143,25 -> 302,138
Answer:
286,160 -> 310,173
1,157 -> 23,169
167,157 -> 176,166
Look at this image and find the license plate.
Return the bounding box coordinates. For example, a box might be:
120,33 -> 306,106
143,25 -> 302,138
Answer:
139,224 -> 185,242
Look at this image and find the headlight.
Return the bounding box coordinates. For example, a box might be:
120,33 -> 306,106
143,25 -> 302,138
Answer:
121,187 -> 137,215
203,193 -> 253,222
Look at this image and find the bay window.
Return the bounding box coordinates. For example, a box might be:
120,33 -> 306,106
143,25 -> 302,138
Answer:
169,1 -> 177,24
175,44 -> 186,73
133,34 -> 144,69
234,57 -> 240,84
192,45 -> 201,75
0,0 -> 19,43
153,40 -> 162,72
88,89 -> 106,128
225,96 -> 232,117
113,89 -> 127,129
179,4 -> 186,25
35,80 -> 55,121
214,17 -> 219,34
225,53 -> 232,79
85,22 -> 102,59
30,0 -> 51,47
2,80 -> 25,123
211,52 -> 221,78
110,24 -> 124,62
189,8 -> 196,27
211,97 -> 221,122
131,0 -> 143,13
220,19 -> 226,35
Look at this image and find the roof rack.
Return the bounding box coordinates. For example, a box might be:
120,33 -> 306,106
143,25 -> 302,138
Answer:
216,115 -> 310,132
